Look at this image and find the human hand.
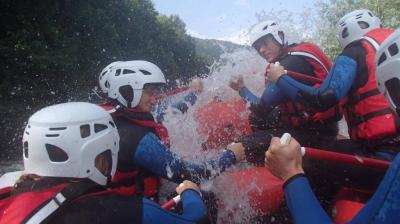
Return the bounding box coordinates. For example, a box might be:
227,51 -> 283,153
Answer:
265,137 -> 304,182
266,62 -> 286,82
229,76 -> 245,91
227,142 -> 245,162
176,180 -> 201,195
189,78 -> 204,93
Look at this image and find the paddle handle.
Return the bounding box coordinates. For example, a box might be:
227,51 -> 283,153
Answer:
161,195 -> 181,210
279,133 -> 305,156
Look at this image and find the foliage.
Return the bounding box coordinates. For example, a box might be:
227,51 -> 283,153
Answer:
313,0 -> 400,60
0,0 -> 210,159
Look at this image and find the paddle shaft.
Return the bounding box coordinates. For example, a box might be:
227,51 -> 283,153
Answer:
304,147 -> 391,170
286,70 -> 323,84
280,133 -> 391,170
161,195 -> 181,210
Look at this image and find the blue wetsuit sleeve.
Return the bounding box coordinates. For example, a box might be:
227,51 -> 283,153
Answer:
134,133 -> 237,183
153,92 -> 198,122
239,83 -> 287,108
348,154 -> 400,224
170,92 -> 198,113
239,87 -> 259,105
142,189 -> 207,224
276,56 -> 357,108
284,174 -> 332,224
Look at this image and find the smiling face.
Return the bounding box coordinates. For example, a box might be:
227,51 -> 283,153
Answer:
136,84 -> 161,112
253,35 -> 282,62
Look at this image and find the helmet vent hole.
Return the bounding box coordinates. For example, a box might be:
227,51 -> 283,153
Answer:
49,127 -> 67,131
123,69 -> 136,75
45,144 -> 69,162
23,141 -> 28,158
139,69 -> 151,75
25,131 -> 29,135
388,43 -> 399,56
119,85 -> 134,107
357,21 -> 369,29
105,81 -> 110,88
355,14 -> 363,19
109,121 -> 115,128
385,78 -> 400,108
262,25 -> 269,30
80,124 -> 91,138
94,124 -> 108,133
100,71 -> 107,79
46,134 -> 60,137
377,53 -> 387,66
342,28 -> 349,38
115,69 -> 122,77
368,12 -> 373,17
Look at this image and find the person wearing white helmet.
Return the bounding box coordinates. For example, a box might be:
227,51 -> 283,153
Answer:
98,61 -> 203,122
229,20 -> 341,166
0,102 -> 207,224
264,30 -> 400,223
268,9 -> 399,160
97,60 -> 245,207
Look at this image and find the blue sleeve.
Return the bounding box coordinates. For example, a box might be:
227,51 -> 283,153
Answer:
348,154 -> 400,224
284,174 -> 332,224
239,87 -> 260,105
142,189 -> 207,224
276,55 -> 357,102
134,133 -> 237,183
239,83 -> 287,108
153,92 -> 198,122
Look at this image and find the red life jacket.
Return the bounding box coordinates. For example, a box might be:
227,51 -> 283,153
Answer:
0,180 -> 141,224
340,28 -> 399,141
99,103 -> 161,198
0,184 -> 67,224
275,42 -> 340,126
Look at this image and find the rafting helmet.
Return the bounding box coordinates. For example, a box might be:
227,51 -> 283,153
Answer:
337,9 -> 381,49
249,20 -> 285,47
23,102 -> 119,186
376,29 -> 400,115
99,61 -> 121,94
107,60 -> 166,108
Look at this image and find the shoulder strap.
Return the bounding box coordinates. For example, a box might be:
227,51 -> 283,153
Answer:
23,180 -> 102,224
289,51 -> 329,73
362,36 -> 380,51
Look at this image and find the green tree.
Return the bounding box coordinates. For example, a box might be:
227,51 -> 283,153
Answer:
313,0 -> 400,60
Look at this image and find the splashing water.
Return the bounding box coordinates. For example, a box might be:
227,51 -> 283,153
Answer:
160,47 -> 271,223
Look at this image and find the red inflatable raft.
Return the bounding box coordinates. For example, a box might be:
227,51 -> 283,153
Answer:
196,98 -> 252,150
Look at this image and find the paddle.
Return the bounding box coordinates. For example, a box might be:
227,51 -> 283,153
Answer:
286,70 -> 324,84
280,133 -> 391,170
266,62 -> 324,84
161,195 -> 181,210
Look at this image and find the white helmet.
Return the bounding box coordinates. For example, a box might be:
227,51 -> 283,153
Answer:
99,61 -> 121,93
376,29 -> 400,114
249,20 -> 285,47
337,9 -> 381,49
107,60 -> 166,108
22,102 -> 120,186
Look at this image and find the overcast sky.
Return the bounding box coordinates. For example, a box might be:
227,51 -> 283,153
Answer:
152,0 -> 318,44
